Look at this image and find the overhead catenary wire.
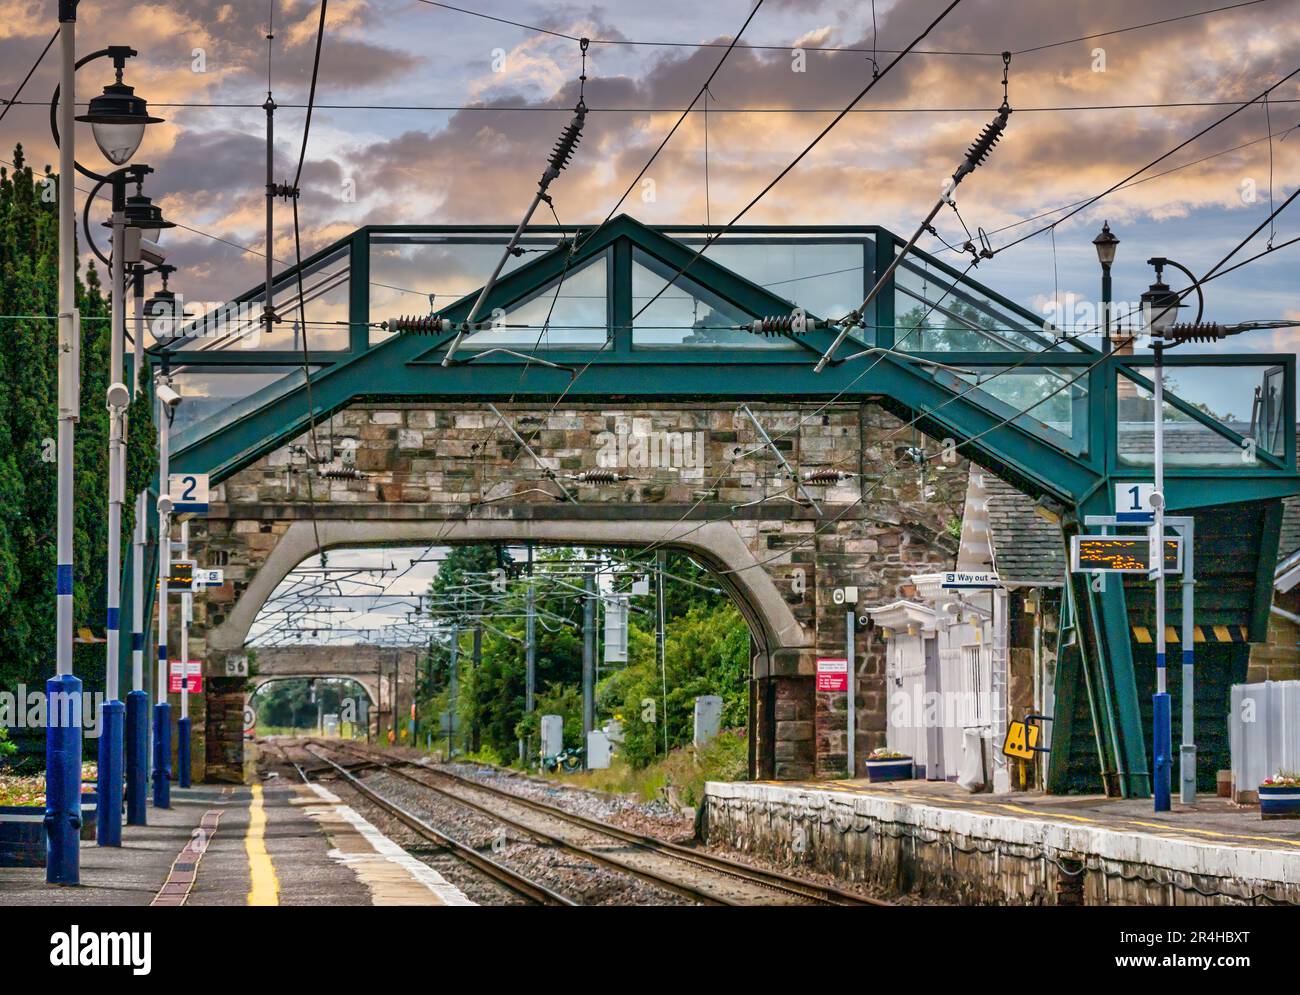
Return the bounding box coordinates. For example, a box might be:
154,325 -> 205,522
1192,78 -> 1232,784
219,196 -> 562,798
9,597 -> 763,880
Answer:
410,0 -> 1268,59
989,64 -> 1300,257
625,0 -> 970,329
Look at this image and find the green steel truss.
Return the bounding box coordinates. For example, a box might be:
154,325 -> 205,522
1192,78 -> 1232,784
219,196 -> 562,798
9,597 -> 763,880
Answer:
130,217 -> 1300,796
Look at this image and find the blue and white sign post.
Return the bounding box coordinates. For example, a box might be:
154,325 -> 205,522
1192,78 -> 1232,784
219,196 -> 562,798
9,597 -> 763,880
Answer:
164,473 -> 206,792
1151,345 -> 1172,812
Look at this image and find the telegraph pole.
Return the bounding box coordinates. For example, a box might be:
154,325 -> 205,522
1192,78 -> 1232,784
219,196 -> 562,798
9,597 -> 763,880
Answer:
472,624 -> 482,753
524,580 -> 536,763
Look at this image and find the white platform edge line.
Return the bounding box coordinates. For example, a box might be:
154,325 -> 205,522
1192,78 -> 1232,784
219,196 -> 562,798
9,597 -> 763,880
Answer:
305,781 -> 476,906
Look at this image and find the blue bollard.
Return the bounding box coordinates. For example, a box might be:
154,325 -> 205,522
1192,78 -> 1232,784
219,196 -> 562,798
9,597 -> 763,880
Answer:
44,673 -> 83,885
1153,690 -> 1172,812
96,699 -> 124,846
125,690 -> 148,825
177,716 -> 191,789
152,702 -> 171,809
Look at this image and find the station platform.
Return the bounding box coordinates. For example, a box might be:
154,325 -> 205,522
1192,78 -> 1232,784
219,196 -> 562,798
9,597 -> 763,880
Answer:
0,780 -> 471,907
702,778 -> 1300,906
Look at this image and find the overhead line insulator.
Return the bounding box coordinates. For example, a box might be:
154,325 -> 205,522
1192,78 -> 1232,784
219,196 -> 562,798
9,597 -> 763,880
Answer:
953,106 -> 1011,184
1163,322 -> 1228,344
545,102 -> 587,181
568,469 -> 633,484
390,314 -> 454,335
747,314 -> 832,337
801,468 -> 856,484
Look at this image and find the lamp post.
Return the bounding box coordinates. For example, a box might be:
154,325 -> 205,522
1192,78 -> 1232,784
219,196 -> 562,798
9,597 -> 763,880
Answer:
46,3 -> 161,880
153,371 -> 181,808
1093,222 -> 1119,354
79,164 -> 172,843
1140,260 -> 1186,812
119,189 -> 172,826
1143,257 -> 1206,809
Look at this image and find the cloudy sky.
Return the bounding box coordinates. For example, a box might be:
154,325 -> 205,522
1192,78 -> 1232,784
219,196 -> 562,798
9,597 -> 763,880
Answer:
3,0 -> 1298,355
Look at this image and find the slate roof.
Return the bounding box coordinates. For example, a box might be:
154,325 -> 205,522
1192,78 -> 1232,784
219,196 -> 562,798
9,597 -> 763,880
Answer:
978,469 -> 1066,586
1280,496 -> 1300,558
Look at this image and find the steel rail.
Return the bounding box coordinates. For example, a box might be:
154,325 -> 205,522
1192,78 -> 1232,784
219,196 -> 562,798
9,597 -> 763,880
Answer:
323,740 -> 890,907
272,739 -> 574,906
307,742 -> 730,905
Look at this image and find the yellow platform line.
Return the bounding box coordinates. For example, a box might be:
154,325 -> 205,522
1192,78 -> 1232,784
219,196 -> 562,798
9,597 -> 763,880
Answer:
245,784 -> 280,906
1121,819 -> 1300,848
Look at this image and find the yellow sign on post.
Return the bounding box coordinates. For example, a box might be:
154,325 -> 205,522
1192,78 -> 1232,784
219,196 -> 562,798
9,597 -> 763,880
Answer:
1002,720 -> 1040,760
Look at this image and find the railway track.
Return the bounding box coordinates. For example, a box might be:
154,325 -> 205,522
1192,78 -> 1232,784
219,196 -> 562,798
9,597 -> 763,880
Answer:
265,738 -> 575,906
308,738 -> 890,907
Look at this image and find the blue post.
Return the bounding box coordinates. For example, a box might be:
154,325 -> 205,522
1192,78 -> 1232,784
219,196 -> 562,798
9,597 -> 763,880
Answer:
125,689 -> 148,824
44,673 -> 83,885
95,699 -> 124,845
1153,685 -> 1172,812
177,716 -> 191,788
153,702 -> 171,809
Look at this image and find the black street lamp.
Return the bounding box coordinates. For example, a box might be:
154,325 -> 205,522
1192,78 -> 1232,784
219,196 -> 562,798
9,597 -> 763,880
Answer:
75,48 -> 162,166
1093,221 -> 1119,353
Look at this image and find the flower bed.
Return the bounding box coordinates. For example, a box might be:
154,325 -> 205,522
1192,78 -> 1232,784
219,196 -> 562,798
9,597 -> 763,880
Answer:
0,763 -> 100,865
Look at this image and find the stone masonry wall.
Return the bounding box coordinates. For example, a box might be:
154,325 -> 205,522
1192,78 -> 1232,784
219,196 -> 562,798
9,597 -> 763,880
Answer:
175,401 -> 964,783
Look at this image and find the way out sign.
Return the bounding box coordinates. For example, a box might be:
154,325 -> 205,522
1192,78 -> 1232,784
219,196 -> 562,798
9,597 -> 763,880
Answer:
816,657 -> 848,692
1002,720 -> 1040,760
941,571 -> 1000,589
168,473 -> 209,515
169,661 -> 202,694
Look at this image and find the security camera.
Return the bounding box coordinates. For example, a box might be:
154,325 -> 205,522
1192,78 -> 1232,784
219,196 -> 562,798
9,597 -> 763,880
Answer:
157,494 -> 174,516
156,383 -> 183,408
105,382 -> 130,409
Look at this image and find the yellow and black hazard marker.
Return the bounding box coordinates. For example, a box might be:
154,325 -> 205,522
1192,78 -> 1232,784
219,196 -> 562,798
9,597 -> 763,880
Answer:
1131,624 -> 1249,644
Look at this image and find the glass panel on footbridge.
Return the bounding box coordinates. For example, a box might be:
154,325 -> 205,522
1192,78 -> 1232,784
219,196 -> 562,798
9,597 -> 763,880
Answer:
164,245 -> 351,353
936,365 -> 1090,456
457,250 -> 610,349
368,233 -> 563,346
1116,364 -> 1287,468
893,253 -> 1080,353
632,248 -> 791,347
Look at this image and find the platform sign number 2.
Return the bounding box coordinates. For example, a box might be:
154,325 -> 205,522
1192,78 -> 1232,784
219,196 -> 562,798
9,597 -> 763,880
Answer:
169,473 -> 209,515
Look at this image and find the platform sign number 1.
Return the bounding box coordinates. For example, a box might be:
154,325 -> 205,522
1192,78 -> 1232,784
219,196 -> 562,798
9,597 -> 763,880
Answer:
169,473 -> 209,515
1115,482 -> 1155,524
